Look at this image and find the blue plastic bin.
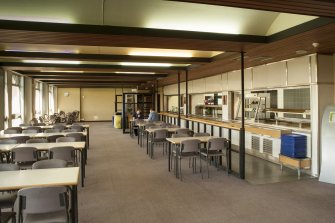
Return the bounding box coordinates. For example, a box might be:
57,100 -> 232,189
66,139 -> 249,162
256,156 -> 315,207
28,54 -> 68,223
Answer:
281,134 -> 307,158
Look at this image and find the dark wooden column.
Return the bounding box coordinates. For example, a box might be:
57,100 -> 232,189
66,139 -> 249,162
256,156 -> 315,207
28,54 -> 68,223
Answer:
239,51 -> 246,179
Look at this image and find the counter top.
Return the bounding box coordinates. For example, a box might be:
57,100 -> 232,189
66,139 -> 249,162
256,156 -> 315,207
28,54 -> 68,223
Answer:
159,112 -> 311,138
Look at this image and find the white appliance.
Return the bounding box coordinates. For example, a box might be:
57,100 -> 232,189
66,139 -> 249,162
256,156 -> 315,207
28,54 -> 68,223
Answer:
319,105 -> 335,184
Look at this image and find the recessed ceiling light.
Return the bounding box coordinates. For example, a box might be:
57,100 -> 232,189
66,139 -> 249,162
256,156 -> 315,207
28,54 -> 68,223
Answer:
120,62 -> 172,67
23,60 -> 81,64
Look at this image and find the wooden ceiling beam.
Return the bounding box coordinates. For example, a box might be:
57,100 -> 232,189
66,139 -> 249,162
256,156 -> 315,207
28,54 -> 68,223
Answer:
19,71 -> 168,78
0,51 -> 212,64
0,62 -> 188,71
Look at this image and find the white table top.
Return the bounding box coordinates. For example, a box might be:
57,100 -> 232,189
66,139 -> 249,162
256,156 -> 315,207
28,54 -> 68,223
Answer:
34,132 -> 87,137
15,142 -> 86,150
0,142 -> 85,152
21,124 -> 89,130
0,133 -> 37,138
166,136 -> 215,144
145,127 -> 180,133
0,132 -> 86,139
0,167 -> 80,191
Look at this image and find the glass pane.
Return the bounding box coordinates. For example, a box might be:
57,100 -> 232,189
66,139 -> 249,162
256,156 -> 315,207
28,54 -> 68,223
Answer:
12,85 -> 22,126
12,75 -> 20,85
35,89 -> 42,118
49,87 -> 54,114
12,86 -> 21,114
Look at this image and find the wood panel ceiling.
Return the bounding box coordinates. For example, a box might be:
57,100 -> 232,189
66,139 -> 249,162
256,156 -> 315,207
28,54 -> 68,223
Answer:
0,1 -> 335,87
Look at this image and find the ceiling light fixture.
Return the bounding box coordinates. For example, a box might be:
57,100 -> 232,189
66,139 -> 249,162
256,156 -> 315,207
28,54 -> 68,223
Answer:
6,49 -> 75,54
115,71 -> 156,74
120,62 -> 172,67
23,60 -> 81,64
41,70 -> 84,73
128,52 -> 192,58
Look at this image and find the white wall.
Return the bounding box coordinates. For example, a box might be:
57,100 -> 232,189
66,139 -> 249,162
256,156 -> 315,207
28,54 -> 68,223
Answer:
163,55 -> 315,95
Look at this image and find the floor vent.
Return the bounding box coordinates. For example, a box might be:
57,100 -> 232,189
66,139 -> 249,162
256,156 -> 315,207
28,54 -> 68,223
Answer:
251,136 -> 260,151
263,138 -> 273,154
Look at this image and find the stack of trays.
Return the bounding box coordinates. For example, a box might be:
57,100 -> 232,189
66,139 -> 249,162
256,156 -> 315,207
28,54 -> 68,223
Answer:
281,134 -> 307,158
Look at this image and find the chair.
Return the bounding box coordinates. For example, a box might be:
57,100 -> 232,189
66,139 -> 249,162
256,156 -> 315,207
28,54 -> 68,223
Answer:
19,124 -> 31,127
62,129 -> 78,133
149,129 -> 169,159
69,125 -> 84,132
33,122 -> 46,126
26,138 -> 49,160
171,134 -> 189,138
5,127 -> 22,133
170,134 -> 191,172
49,146 -> 75,165
26,126 -> 42,133
0,163 -> 19,222
193,132 -> 210,137
52,125 -> 66,131
0,210 -> 16,223
0,163 -> 20,171
4,129 -> 18,134
17,186 -> 69,223
66,133 -> 84,142
32,159 -> 67,169
176,128 -> 193,136
0,140 -> 17,163
10,136 -> 31,143
56,137 -> 75,143
177,139 -> 201,180
11,147 -> 38,169
22,129 -> 38,134
44,129 -> 61,133
0,139 -> 17,145
47,135 -> 64,143
200,138 -> 229,179
26,138 -> 48,144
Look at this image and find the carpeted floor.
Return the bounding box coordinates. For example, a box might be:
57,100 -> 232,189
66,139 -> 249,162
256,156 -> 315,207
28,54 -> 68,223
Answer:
78,122 -> 335,223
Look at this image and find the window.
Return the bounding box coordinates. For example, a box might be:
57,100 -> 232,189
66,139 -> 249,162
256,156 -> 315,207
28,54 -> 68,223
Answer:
49,85 -> 54,115
35,81 -> 42,118
11,74 -> 24,127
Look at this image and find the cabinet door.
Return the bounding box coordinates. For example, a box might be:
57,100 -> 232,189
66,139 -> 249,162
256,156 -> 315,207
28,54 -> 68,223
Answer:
222,73 -> 228,91
227,70 -> 241,91
192,79 -> 206,93
205,74 -> 222,92
267,61 -> 287,87
287,56 -> 310,86
253,65 -> 268,89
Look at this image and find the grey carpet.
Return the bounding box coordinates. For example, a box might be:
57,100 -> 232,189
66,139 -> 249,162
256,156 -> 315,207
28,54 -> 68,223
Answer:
78,122 -> 335,223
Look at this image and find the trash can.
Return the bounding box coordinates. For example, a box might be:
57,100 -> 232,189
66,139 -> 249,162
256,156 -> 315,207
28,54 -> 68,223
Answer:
114,112 -> 122,129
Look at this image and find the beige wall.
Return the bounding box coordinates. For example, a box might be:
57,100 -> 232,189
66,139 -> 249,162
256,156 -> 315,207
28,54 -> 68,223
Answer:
57,88 -> 80,113
81,88 -> 115,121
167,95 -> 178,111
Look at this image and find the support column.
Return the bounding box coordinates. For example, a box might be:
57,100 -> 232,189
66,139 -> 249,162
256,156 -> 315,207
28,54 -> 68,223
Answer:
24,77 -> 33,124
239,51 -> 246,179
0,68 -> 5,130
177,71 -> 181,126
185,69 -> 189,128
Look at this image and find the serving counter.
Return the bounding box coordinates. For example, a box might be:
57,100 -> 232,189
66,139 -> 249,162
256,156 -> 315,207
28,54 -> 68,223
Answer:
159,112 -> 311,167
